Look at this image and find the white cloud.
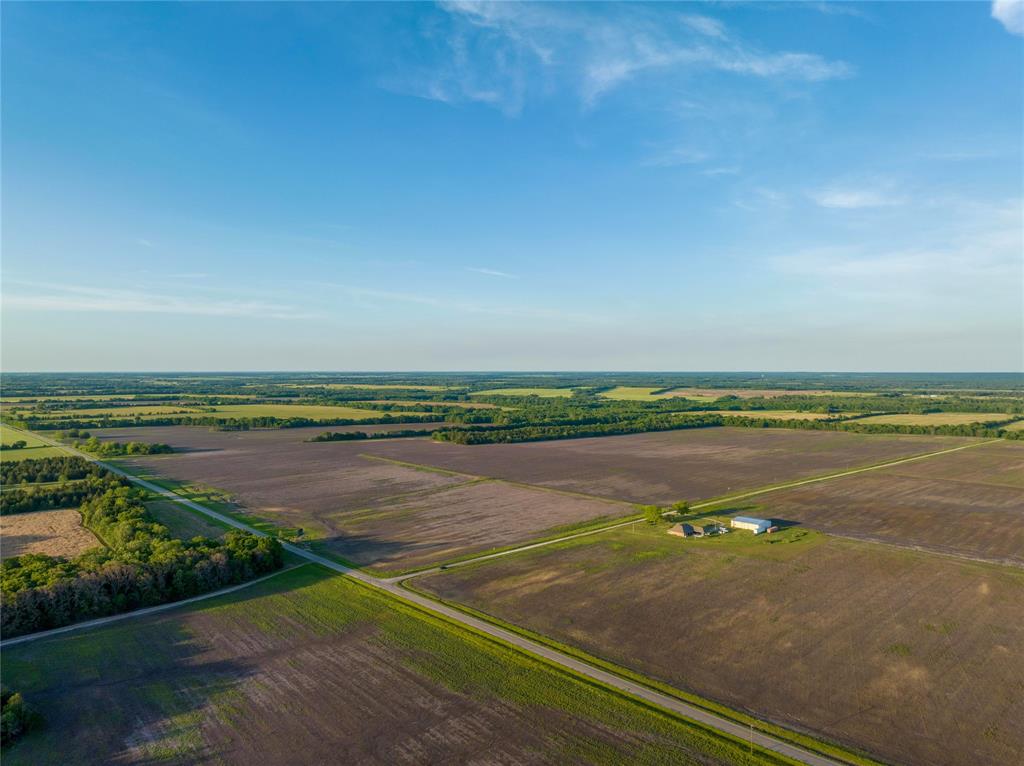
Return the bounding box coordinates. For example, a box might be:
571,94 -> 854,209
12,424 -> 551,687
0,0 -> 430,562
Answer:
810,184 -> 905,209
992,0 -> 1024,35
680,14 -> 728,40
468,267 -> 518,278
3,282 -> 314,320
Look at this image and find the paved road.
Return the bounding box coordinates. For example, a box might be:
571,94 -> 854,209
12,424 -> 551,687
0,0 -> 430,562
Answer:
14,430 -> 848,765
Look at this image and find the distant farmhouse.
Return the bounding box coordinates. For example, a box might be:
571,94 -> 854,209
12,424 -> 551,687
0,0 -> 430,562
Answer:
731,516 -> 772,534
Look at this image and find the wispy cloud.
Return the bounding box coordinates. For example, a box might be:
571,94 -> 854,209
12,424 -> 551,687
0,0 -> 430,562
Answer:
389,2 -> 853,113
3,282 -> 315,320
992,0 -> 1024,36
323,283 -> 607,324
468,267 -> 518,279
809,180 -> 906,209
136,238 -> 154,248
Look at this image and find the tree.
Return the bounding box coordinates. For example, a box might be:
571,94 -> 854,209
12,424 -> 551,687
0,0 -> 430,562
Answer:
641,505 -> 664,525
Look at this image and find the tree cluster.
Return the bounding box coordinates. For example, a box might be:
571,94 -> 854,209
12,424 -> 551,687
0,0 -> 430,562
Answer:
74,437 -> 174,456
0,456 -> 107,485
308,428 -> 439,442
1,689 -> 38,746
1,474 -> 130,516
433,414 -> 723,444
0,487 -> 284,638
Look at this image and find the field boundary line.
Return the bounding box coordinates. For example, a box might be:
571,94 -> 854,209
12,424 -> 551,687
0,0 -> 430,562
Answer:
0,563 -> 309,648
387,438 -> 1004,580
23,429 -> 845,766
399,579 -> 881,766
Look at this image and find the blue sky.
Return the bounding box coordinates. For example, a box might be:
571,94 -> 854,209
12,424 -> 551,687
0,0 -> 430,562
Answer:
2,1 -> 1022,372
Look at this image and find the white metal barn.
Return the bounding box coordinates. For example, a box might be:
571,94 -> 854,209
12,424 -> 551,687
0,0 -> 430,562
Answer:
731,516 -> 771,534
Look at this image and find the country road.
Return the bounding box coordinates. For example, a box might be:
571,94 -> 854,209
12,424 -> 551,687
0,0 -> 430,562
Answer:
7,428 -> 854,766
8,429 -> 1001,764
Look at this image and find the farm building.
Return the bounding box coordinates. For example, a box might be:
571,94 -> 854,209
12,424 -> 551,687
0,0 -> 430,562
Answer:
731,516 -> 771,534
667,523 -> 695,538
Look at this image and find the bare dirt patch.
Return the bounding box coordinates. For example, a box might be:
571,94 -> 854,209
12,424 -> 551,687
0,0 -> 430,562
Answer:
328,480 -> 629,570
1,508 -> 101,559
358,428 -> 977,504
417,527 -> 1024,766
96,427 -> 629,570
735,440 -> 1024,564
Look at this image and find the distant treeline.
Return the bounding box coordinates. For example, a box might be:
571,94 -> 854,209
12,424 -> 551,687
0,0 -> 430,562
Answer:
1,486 -> 284,638
435,413 -> 1024,444
433,414 -> 724,444
0,456 -> 106,485
6,413 -> 446,431
308,429 -> 437,442
1,474 -> 131,516
0,441 -> 27,451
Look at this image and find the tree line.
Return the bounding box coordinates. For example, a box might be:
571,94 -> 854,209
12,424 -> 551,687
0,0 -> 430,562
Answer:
0,486 -> 284,638
308,429 -> 438,442
1,474 -> 130,516
433,414 -> 724,444
5,413 -> 446,431
0,455 -> 108,485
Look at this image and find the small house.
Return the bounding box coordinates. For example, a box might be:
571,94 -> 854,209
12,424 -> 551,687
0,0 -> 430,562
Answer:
731,516 -> 772,534
668,523 -> 696,538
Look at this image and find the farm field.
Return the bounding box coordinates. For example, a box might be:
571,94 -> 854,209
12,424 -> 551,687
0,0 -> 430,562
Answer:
708,410 -> 847,421
356,428 -> 977,505
2,564 -> 783,766
15,404 -> 203,419
856,412 -> 1014,426
8,403 -> 421,421
0,425 -> 67,461
145,499 -> 229,540
722,439 -> 1024,565
96,426 -> 633,571
0,508 -> 101,559
415,525 -> 1024,766
323,478 -> 629,571
281,383 -> 452,391
469,387 -> 574,397
1003,419 -> 1024,430
598,386 -> 669,400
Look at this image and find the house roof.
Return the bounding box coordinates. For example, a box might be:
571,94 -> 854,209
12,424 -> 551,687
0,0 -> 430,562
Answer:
733,516 -> 769,525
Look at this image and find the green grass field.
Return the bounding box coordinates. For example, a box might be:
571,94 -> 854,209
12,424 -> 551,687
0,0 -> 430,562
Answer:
2,565 -> 793,765
856,412 -> 1013,426
0,425 -> 67,462
145,499 -> 230,540
598,386 -> 667,400
3,402 -> 419,422
470,387 -> 575,397
1002,419 -> 1024,431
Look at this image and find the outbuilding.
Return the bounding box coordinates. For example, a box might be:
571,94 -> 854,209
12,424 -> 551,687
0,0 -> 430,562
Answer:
731,516 -> 772,534
667,523 -> 694,538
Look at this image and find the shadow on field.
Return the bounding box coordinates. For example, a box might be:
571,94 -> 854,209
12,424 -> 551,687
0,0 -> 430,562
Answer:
4,617 -> 262,765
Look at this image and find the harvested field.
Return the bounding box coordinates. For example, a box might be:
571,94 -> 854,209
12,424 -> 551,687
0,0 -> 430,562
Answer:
856,412 -> 1014,426
416,527 -> 1024,766
146,500 -> 228,540
357,428 -> 977,505
93,426 -> 626,571
2,565 -> 779,766
726,439 -> 1024,565
327,479 -> 628,570
0,508 -> 101,559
